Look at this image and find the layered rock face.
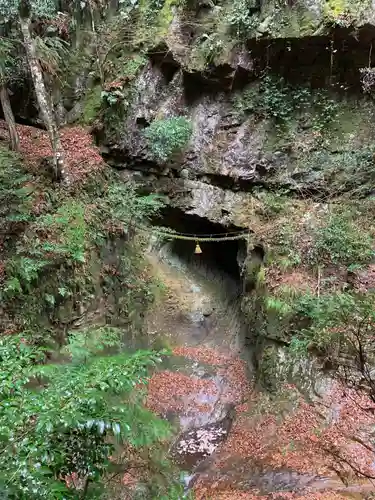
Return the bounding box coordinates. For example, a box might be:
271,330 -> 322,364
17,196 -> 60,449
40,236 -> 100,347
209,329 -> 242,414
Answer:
88,0 -> 375,392
93,0 -> 375,229
8,0 -> 372,389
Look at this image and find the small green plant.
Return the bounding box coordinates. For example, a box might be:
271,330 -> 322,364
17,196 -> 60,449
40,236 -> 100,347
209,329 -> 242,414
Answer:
257,191 -> 291,218
323,0 -> 358,27
101,87 -> 126,105
192,32 -> 224,66
301,148 -> 375,195
105,183 -> 164,226
290,292 -> 375,360
265,296 -> 293,316
144,116 -> 193,162
3,257 -> 48,298
311,210 -> 374,267
122,53 -> 147,77
289,336 -> 311,356
269,224 -> 301,270
311,89 -> 340,132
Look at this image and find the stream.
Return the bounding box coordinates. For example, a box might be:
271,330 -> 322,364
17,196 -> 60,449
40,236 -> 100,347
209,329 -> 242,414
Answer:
143,243 -> 375,499
144,243 -> 247,488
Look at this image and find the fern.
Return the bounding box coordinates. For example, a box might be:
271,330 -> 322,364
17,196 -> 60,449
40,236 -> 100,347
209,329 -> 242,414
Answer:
35,36 -> 70,76
3,257 -> 49,298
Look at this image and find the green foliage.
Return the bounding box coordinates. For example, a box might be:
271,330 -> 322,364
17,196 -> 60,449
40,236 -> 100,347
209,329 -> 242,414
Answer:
226,0 -> 259,38
1,161 -> 164,308
105,182 -> 164,226
269,224 -> 301,270
301,148 -> 375,196
0,146 -> 34,223
32,200 -> 87,264
290,292 -> 375,358
3,257 -> 48,297
191,32 -> 225,67
82,86 -> 102,125
234,76 -> 340,132
144,116 -> 193,162
265,296 -> 292,316
2,200 -> 88,299
0,0 -> 58,21
99,54 -> 147,134
322,0 -> 371,27
35,36 -> 69,76
0,330 -> 173,499
311,210 -> 374,267
141,0 -> 166,23
257,190 -> 291,219
101,88 -> 126,106
0,37 -> 23,85
122,54 -> 147,78
62,326 -> 122,363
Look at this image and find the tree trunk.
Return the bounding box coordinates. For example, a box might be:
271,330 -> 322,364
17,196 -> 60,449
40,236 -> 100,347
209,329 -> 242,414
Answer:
0,85 -> 20,152
18,2 -> 69,184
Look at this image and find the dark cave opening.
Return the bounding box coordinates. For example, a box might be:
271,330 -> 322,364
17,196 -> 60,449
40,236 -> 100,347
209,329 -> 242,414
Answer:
152,207 -> 248,284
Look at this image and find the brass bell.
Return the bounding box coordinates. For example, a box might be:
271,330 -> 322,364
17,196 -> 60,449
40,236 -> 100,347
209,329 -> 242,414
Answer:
194,242 -> 202,254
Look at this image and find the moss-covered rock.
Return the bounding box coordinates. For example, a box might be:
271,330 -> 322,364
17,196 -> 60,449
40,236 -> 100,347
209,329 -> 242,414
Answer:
81,85 -> 102,125
257,343 -> 282,392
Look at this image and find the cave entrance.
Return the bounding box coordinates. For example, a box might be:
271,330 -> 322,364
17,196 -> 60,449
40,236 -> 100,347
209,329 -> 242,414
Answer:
152,207 -> 248,291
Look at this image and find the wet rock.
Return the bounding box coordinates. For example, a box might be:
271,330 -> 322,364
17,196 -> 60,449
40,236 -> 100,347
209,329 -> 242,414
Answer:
180,168 -> 190,179
177,426 -> 227,456
202,305 -> 213,317
196,459 -> 326,495
172,404 -> 235,469
187,310 -> 206,326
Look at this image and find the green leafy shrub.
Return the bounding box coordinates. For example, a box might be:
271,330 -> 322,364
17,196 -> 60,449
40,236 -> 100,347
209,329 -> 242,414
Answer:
311,211 -> 374,267
103,182 -> 164,231
35,36 -> 70,77
0,330 -> 178,499
144,116 -> 193,162
257,191 -> 291,218
3,257 -> 48,298
191,32 -> 225,67
265,296 -> 293,316
122,54 -> 148,77
3,201 -> 87,299
301,148 -> 375,195
268,224 -> 302,270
